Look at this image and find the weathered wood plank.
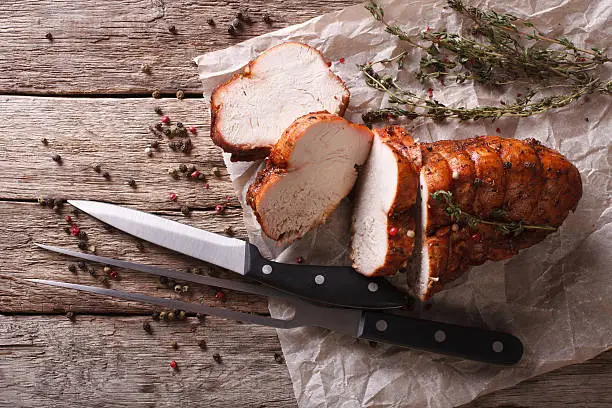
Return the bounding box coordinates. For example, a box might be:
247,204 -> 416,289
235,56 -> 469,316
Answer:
1,95 -> 237,209
0,201 -> 272,314
0,314 -> 296,407
1,315 -> 610,407
0,0 -> 360,95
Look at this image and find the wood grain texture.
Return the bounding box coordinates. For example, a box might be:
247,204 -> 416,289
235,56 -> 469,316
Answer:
0,315 -> 295,408
0,0 -> 360,95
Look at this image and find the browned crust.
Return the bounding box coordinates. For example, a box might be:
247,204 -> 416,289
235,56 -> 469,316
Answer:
351,126 -> 421,277
247,112 -> 372,243
418,136 -> 582,300
210,42 -> 351,161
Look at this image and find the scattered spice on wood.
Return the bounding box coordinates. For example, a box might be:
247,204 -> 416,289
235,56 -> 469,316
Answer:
149,140 -> 159,149
66,311 -> 75,321
41,138 -> 49,146
68,264 -> 77,274
143,321 -> 152,334
167,311 -> 175,321
273,352 -> 285,364
223,226 -> 234,236
102,171 -> 111,180
263,13 -> 273,25
45,32 -> 54,41
207,18 -> 215,26
180,205 -> 190,216
163,128 -> 172,138
215,290 -> 226,302
212,353 -> 222,364
174,284 -> 182,293
154,106 -> 163,115
140,63 -> 152,74
128,178 -> 137,188
227,24 -> 237,36
152,90 -> 161,99
198,339 -> 208,350
181,285 -> 189,294
103,266 -> 111,274
70,225 -> 80,236
161,115 -> 170,124
78,241 -> 88,250
188,126 -> 197,134
176,90 -> 185,100
171,340 -> 179,350
93,163 -> 102,173
168,25 -> 177,34
145,146 -> 153,156
212,167 -> 221,177
51,154 -> 62,164
169,192 -> 178,201
179,164 -> 188,173
65,215 -> 72,223
109,270 -> 119,279
215,204 -> 224,215
169,360 -> 178,370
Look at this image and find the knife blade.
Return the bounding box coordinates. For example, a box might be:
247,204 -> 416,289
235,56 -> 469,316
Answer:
68,200 -> 410,309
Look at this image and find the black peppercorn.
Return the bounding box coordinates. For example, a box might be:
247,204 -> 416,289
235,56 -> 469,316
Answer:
143,321 -> 152,334
228,24 -> 237,36
168,25 -> 177,34
198,339 -> 207,350
224,226 -> 234,236
78,240 -> 88,250
78,230 -> 88,241
213,353 -> 222,364
128,178 -> 137,188
52,154 -> 62,164
77,261 -> 87,270
154,106 -> 163,115
180,205 -> 190,215
171,340 -> 179,349
179,164 -> 188,173
274,352 -> 285,364
66,311 -> 75,321
150,140 -> 159,149
263,13 -> 273,25
68,264 -> 77,274
41,138 -> 49,146
102,171 -> 111,180
231,18 -> 242,30
188,165 -> 196,174
207,18 -> 215,26
164,128 -> 172,137
93,163 -> 101,173
45,32 -> 54,41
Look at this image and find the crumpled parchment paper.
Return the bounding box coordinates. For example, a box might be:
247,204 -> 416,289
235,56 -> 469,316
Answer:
195,0 -> 611,406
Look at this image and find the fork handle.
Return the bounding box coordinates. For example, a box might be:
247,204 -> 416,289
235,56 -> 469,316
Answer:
359,311 -> 523,365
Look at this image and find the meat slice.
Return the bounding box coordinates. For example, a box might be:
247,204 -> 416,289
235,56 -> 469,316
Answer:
210,42 -> 350,161
411,136 -> 582,301
351,126 -> 421,277
247,112 -> 373,244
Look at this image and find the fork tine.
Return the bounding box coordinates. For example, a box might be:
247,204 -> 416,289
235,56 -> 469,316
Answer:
26,279 -> 294,329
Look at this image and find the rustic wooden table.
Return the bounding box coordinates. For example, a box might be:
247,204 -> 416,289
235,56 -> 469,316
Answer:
1,1 -> 610,407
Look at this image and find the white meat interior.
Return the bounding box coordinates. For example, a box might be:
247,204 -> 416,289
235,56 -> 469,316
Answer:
351,136 -> 398,275
257,121 -> 372,242
216,44 -> 347,147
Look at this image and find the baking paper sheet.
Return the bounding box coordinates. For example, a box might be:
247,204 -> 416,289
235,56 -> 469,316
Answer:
196,0 -> 611,406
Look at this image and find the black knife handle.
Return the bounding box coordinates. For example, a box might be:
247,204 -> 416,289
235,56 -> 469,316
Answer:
359,311 -> 523,365
244,244 -> 410,310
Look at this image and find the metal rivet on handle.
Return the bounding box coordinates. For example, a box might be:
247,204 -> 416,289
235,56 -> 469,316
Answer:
434,330 -> 446,343
492,341 -> 504,353
314,274 -> 325,285
367,282 -> 379,292
375,320 -> 388,332
262,264 -> 272,275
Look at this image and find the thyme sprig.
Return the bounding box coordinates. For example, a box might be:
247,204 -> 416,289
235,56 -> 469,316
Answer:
361,0 -> 611,123
430,190 -> 557,237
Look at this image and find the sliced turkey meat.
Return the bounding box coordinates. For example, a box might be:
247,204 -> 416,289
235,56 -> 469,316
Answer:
412,136 -> 582,301
351,126 -> 421,277
247,112 -> 373,244
210,42 -> 350,161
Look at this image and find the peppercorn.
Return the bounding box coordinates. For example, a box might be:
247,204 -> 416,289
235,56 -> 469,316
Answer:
150,140 -> 159,149
66,311 -> 75,321
168,168 -> 179,179
102,171 -> 111,180
154,106 -> 163,115
174,284 -> 182,293
188,126 -> 197,134
152,311 -> 160,321
180,205 -> 190,215
181,138 -> 192,153
178,310 -> 186,320
274,352 -> 285,364
207,18 -> 215,26
78,230 -> 88,241
215,204 -> 224,215
92,163 -> 101,173
109,270 -> 119,279
167,311 -> 175,321
41,137 -> 49,146
88,245 -> 96,254
169,192 -> 177,201
164,128 -> 172,138
171,340 -> 179,350
78,261 -> 87,270
212,167 -> 221,177
263,13 -> 273,25
179,164 -> 188,173
143,321 -> 152,334
160,311 -> 168,321
45,32 -> 54,41
52,154 -> 62,164
140,63 -> 152,74
198,339 -> 207,350
37,197 -> 46,206
78,240 -> 88,250
215,290 -> 226,302
176,90 -> 185,100
213,353 -> 222,364
68,264 -> 77,274
89,268 -> 97,277
181,285 -> 189,293
228,24 -> 237,36
168,25 -> 177,34
223,226 -> 234,236
128,178 -> 137,188
170,360 -> 178,370
152,90 -> 161,99
62,226 -> 70,234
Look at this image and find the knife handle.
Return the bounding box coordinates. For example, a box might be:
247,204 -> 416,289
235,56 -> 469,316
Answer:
244,244 -> 410,309
359,311 -> 523,365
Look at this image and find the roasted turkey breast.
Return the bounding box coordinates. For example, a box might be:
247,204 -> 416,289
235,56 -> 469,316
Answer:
247,112 -> 373,244
413,136 -> 582,300
210,42 -> 350,161
351,126 -> 421,277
